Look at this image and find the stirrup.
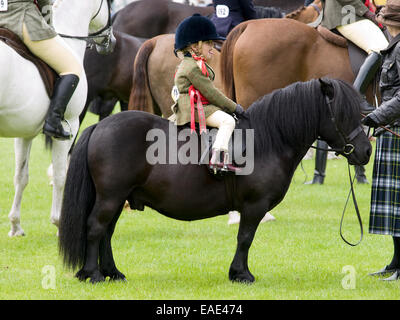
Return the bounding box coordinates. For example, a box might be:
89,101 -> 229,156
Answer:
221,151 -> 241,173
209,149 -> 222,174
43,119 -> 72,140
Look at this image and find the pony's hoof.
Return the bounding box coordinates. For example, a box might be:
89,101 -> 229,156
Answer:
75,269 -> 105,283
229,270 -> 255,284
102,269 -> 127,282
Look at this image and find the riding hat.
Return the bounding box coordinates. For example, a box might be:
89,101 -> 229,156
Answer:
377,0 -> 400,27
174,14 -> 225,53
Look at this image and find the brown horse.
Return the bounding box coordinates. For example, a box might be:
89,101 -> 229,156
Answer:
127,3 -> 321,116
285,0 -> 322,24
254,0 -> 307,13
219,18 -> 374,108
112,0 -> 214,38
128,34 -> 223,117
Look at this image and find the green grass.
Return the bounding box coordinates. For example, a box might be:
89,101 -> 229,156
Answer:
0,112 -> 399,300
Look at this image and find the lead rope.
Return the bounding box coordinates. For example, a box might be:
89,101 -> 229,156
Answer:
339,163 -> 364,246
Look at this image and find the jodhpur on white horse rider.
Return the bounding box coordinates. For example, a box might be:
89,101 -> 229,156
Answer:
0,0 -> 114,237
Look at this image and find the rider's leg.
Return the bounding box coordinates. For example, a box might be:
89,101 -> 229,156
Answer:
337,19 -> 387,95
22,23 -> 82,139
337,20 -> 386,184
206,110 -> 237,171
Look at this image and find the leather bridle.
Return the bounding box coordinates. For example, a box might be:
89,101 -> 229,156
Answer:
311,94 -> 365,247
58,0 -> 114,52
312,95 -> 364,157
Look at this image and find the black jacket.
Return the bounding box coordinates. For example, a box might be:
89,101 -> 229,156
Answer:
370,33 -> 400,129
210,0 -> 257,37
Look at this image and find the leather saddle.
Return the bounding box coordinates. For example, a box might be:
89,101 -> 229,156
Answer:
0,28 -> 57,97
177,116 -> 250,170
316,25 -> 367,78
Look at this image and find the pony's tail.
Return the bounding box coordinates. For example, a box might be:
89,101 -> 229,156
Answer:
220,23 -> 248,101
128,37 -> 156,113
58,124 -> 97,271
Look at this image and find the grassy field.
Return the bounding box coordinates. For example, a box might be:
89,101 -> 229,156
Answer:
0,112 -> 399,300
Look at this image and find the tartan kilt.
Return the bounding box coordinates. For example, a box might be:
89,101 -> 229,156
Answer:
369,127 -> 400,237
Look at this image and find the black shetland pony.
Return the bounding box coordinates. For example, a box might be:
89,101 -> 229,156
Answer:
59,78 -> 372,284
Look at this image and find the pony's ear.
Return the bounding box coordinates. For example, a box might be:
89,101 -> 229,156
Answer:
319,78 -> 334,100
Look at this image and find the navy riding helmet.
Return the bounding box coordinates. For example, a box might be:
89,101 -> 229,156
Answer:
174,14 -> 225,54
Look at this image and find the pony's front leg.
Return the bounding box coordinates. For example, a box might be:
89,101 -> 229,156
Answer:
8,138 -> 33,237
229,207 -> 266,283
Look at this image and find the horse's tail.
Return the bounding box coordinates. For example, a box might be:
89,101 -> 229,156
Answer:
128,37 -> 156,113
220,23 -> 248,101
58,124 -> 97,270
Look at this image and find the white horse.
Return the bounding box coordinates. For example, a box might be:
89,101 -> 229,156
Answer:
0,0 -> 113,236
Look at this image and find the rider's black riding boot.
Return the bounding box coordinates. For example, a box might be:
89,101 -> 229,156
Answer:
351,53 -> 380,183
305,140 -> 328,185
355,165 -> 369,184
43,74 -> 80,140
353,51 -> 382,95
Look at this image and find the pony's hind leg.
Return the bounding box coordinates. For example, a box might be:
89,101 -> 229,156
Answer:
8,138 -> 33,237
76,197 -> 124,283
99,204 -> 126,281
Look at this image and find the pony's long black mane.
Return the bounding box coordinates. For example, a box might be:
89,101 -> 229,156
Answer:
246,78 -> 362,155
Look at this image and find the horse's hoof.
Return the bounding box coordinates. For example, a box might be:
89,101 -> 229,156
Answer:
90,272 -> 105,284
109,273 -> 127,282
356,175 -> 369,184
8,228 -> 25,237
75,269 -> 105,283
227,211 -> 240,225
229,270 -> 255,284
260,212 -> 276,223
102,269 -> 127,282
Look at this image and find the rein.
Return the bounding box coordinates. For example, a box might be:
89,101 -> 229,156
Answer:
340,164 -> 364,246
58,0 -> 113,50
310,95 -> 365,246
313,96 -> 400,246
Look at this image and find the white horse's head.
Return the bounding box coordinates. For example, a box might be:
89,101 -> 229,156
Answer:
88,0 -> 116,54
52,0 -> 115,55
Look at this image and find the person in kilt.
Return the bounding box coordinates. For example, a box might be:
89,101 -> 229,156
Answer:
362,0 -> 400,281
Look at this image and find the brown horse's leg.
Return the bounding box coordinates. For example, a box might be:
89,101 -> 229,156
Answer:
229,207 -> 266,283
76,198 -> 124,283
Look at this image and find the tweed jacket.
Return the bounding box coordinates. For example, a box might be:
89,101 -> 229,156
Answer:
170,56 -> 237,126
321,0 -> 369,30
0,0 -> 57,41
369,34 -> 400,131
